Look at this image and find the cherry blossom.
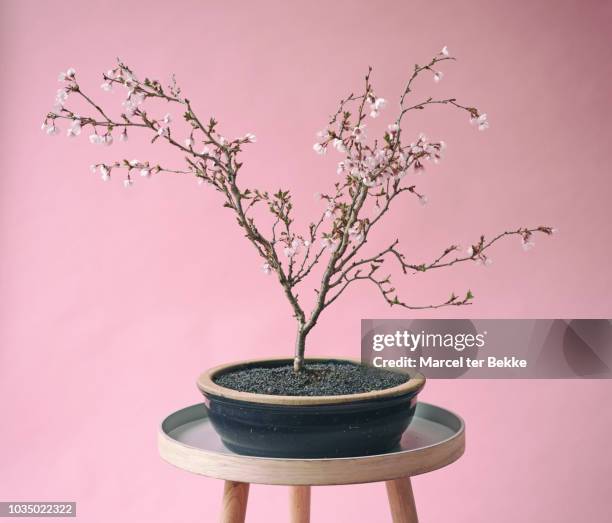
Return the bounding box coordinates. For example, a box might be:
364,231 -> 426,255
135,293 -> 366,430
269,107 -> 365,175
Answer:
470,113 -> 489,131
369,97 -> 386,118
99,165 -> 110,181
321,236 -> 339,252
332,138 -> 346,153
352,124 -> 366,142
67,119 -> 82,137
57,68 -> 76,82
41,122 -> 59,135
313,143 -> 326,155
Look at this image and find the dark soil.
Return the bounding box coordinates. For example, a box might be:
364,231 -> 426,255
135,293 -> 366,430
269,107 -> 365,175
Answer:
213,361 -> 408,396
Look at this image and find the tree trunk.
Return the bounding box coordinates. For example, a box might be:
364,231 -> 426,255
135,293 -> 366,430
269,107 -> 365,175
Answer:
293,326 -> 306,372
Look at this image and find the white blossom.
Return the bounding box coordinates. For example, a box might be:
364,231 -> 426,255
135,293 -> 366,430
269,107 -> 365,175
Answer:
122,92 -> 144,116
101,82 -> 112,92
100,165 -> 110,181
313,143 -> 326,155
470,113 -> 489,131
163,113 -> 172,124
332,138 -> 346,153
104,134 -> 113,146
433,71 -> 444,83
140,168 -> 150,177
373,98 -> 386,110
467,246 -> 474,256
185,137 -> 194,147
42,123 -> 59,135
521,237 -> 535,251
119,128 -> 128,142
244,133 -> 257,143
67,120 -> 82,137
419,195 -> 428,206
89,133 -> 102,144
388,123 -> 400,133
441,46 -> 449,57
89,164 -> 97,173
262,262 -> 272,275
54,88 -> 69,110
123,178 -> 133,188
352,124 -> 366,142
58,68 -> 76,82
129,159 -> 139,167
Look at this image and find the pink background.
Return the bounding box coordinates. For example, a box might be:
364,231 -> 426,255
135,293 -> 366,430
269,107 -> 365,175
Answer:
2,0 -> 611,521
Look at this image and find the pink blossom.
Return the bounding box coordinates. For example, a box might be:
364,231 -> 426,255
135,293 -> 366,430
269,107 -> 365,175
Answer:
321,237 -> 339,252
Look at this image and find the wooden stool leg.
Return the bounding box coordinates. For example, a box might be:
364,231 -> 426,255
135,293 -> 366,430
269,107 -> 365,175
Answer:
386,477 -> 418,523
220,481 -> 249,523
289,486 -> 311,523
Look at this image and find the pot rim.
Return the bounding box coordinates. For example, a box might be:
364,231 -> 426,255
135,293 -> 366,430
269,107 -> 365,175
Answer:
196,356 -> 426,406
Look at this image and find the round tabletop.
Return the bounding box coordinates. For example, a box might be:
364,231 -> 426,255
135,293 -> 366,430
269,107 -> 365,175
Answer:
158,402 -> 465,486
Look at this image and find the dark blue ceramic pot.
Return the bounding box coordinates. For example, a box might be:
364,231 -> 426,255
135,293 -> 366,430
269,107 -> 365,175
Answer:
197,358 -> 425,458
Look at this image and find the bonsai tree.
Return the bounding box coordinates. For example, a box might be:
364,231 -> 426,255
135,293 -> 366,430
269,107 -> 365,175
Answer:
42,48 -> 554,372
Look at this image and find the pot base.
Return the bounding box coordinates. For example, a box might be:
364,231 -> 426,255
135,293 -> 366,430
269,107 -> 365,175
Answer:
198,358 -> 425,459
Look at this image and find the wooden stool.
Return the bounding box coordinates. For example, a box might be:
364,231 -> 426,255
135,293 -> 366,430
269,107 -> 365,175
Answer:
158,402 -> 465,522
